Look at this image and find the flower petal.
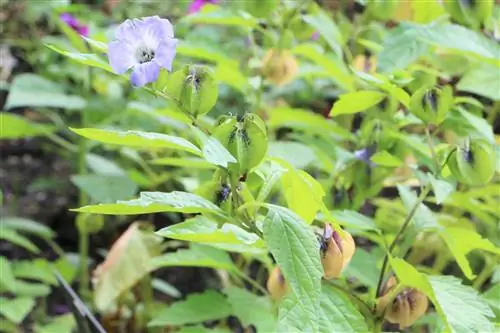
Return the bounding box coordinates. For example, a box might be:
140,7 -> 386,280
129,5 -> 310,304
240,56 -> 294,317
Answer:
143,16 -> 174,39
114,18 -> 145,44
130,62 -> 160,87
154,39 -> 178,71
108,40 -> 136,74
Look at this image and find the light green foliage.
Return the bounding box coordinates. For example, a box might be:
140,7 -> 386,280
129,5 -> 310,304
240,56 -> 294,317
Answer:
0,113 -> 55,139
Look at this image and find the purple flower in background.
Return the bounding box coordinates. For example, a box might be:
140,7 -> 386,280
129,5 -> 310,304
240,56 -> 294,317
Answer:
60,13 -> 89,37
354,146 -> 376,167
108,16 -> 178,87
188,0 -> 219,14
311,31 -> 320,41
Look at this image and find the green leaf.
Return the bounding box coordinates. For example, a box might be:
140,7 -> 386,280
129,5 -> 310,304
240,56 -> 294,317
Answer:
45,44 -> 113,72
263,205 -> 323,331
4,280 -> 51,297
482,284 -> 500,316
34,314 -> 76,333
390,258 -> 436,298
0,257 -> 16,292
428,174 -> 455,204
343,248 -> 380,289
5,73 -> 86,110
73,191 -> 223,215
268,141 -> 316,169
457,64 -> 500,101
330,91 -> 386,116
70,128 -> 201,155
456,108 -> 495,144
149,290 -> 233,326
93,223 -> 162,311
428,275 -> 495,333
86,154 -> 127,176
0,227 -> 40,253
418,23 -> 500,62
330,210 -> 379,231
0,217 -> 54,239
397,185 -> 438,230
12,259 -> 57,285
411,1 -> 446,23
0,297 -> 35,324
225,287 -> 276,332
150,157 -> 214,169
151,244 -> 236,271
370,150 -> 403,167
177,327 -> 232,333
191,126 -> 236,168
318,284 -> 369,333
156,216 -> 263,246
70,174 -> 137,203
152,279 -> 181,298
439,227 -> 500,280
303,10 -> 342,55
182,5 -> 258,28
0,113 -> 55,139
377,24 -> 429,73
55,16 -> 87,52
292,44 -> 355,91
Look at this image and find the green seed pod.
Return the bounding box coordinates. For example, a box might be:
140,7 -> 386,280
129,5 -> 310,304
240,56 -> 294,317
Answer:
163,65 -> 218,118
212,114 -> 268,176
443,0 -> 493,29
409,85 -> 453,125
448,139 -> 496,186
76,213 -> 104,234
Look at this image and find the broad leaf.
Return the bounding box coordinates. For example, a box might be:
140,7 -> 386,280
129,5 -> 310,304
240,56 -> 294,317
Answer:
151,244 -> 236,271
191,126 -> 236,168
277,294 -> 316,333
150,157 -> 214,169
457,64 -> 500,101
263,205 -> 323,331
46,44 -> 113,72
5,73 -> 85,110
73,191 -> 222,215
0,217 -> 54,239
397,185 -> 438,230
428,174 -> 455,204
149,290 -> 233,326
182,5 -> 257,28
0,297 -> 35,324
70,174 -> 138,203
12,259 -> 57,285
456,108 -> 495,144
331,210 -> 379,231
318,284 -> 369,333
0,257 -> 16,292
225,287 -> 276,332
0,227 -> 40,253
371,151 -> 403,167
0,113 -> 55,139
93,223 -> 162,311
34,314 -> 76,333
343,248 -> 380,289
268,141 -> 316,169
303,10 -> 343,55
70,128 -> 201,155
330,91 -> 386,116
439,227 -> 500,280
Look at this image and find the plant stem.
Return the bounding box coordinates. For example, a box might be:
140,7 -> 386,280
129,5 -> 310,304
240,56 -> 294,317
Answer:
233,270 -> 268,295
472,256 -> 494,290
140,276 -> 157,333
425,127 -> 440,172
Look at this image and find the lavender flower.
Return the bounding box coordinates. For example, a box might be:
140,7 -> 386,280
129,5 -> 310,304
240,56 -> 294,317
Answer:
108,16 -> 178,87
188,0 -> 219,14
311,31 -> 320,41
354,146 -> 376,167
60,13 -> 89,37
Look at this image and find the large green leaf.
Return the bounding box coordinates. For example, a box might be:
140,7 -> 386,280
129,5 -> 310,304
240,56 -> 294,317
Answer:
46,44 -> 113,72
330,210 -> 379,231
439,227 -> 500,280
263,205 -> 323,331
5,73 -> 86,110
268,141 -> 316,169
397,185 -> 438,230
0,297 -> 35,324
191,126 -> 236,168
456,108 -> 495,144
73,191 -> 222,215
330,91 -> 386,116
151,244 -> 236,271
70,174 -> 138,203
318,284 -> 369,333
70,128 -> 201,155
303,10 -> 342,55
225,287 -> 276,332
370,150 -> 403,167
149,290 -> 233,326
428,275 -> 495,333
277,294 -> 316,332
93,223 -> 162,311
343,248 -> 380,289
0,113 -> 55,139
428,173 -> 455,204
12,259 -> 57,285
34,314 -> 76,333
457,64 -> 500,101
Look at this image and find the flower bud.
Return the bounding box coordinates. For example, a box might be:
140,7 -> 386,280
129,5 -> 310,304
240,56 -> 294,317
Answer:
409,85 -> 453,125
447,139 -> 495,186
319,224 -> 355,279
212,114 -> 268,176
443,0 -> 493,29
267,266 -> 288,301
261,49 -> 298,86
377,276 -> 429,328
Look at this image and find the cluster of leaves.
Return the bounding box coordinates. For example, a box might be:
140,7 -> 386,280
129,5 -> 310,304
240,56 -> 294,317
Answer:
1,0 -> 499,332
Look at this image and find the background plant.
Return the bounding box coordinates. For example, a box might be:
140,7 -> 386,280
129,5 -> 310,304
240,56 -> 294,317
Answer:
1,0 -> 499,332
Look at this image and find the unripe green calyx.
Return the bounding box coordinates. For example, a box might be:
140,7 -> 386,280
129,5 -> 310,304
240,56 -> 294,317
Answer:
443,0 -> 493,29
212,113 -> 268,176
410,85 -> 453,125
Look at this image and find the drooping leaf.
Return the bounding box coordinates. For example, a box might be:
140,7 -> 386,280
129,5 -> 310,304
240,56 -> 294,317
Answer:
0,113 -> 56,139
263,205 -> 323,331
0,227 -> 40,253
5,73 -> 86,110
456,108 -> 495,144
225,287 -> 276,332
330,91 -> 386,116
439,227 -> 500,280
0,297 -> 35,324
93,223 -> 162,311
0,257 -> 16,292
149,290 -> 233,326
152,279 -> 181,298
73,191 -> 223,215
70,128 -> 201,155
70,174 -> 138,203
397,185 -> 438,230
318,284 -> 369,333
151,244 -> 236,271
0,217 -> 54,239
46,44 -> 113,72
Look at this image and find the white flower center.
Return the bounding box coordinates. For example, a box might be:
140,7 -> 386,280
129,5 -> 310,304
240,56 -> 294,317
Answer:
135,46 -> 155,64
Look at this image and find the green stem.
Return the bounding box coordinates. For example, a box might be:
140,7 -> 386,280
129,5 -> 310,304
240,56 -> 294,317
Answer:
140,276 -> 157,333
472,256 -> 494,290
233,270 -> 268,295
425,127 -> 440,172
